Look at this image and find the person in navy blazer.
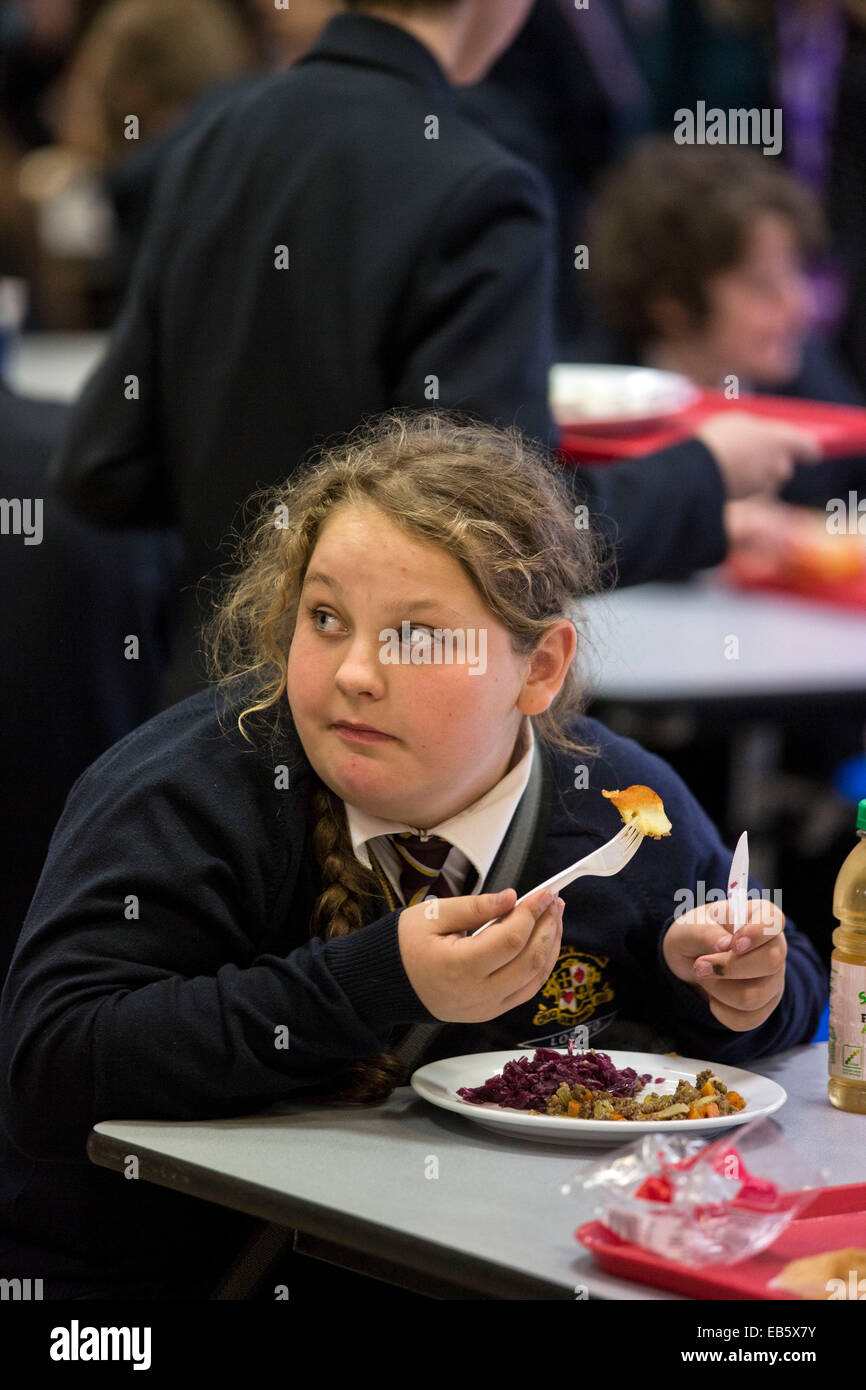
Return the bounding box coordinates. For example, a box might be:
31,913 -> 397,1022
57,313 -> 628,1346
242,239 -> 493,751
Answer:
50,2 -> 551,703
50,1 -> 819,710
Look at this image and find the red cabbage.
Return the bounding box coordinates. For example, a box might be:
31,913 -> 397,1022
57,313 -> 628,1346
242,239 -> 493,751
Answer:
457,1040 -> 653,1111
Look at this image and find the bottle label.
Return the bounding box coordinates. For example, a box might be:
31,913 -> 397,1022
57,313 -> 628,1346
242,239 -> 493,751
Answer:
828,961 -> 866,1081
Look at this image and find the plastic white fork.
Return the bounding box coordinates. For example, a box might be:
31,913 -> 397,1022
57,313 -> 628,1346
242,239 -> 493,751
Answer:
470,823 -> 644,938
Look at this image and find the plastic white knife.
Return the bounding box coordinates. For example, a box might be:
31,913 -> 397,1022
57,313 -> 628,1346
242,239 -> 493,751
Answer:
727,830 -> 749,934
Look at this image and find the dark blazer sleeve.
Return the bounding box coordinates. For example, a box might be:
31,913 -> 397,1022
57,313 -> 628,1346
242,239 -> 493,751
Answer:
0,734 -> 432,1160
564,437 -> 728,587
393,158 -> 559,448
45,121 -> 221,529
47,238 -> 167,527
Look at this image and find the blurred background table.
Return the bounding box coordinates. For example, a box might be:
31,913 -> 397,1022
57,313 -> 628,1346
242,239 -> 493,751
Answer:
582,576 -> 866,706
4,331 -> 107,401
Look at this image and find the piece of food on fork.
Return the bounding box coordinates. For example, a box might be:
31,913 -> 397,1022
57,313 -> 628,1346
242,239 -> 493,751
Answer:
602,785 -> 672,839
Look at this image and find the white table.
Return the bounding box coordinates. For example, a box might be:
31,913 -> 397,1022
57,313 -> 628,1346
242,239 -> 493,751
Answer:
580,576 -> 866,705
3,331 -> 108,402
88,1044 -> 861,1301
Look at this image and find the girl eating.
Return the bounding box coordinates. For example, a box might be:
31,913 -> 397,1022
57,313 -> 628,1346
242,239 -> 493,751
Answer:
0,413 -> 825,1299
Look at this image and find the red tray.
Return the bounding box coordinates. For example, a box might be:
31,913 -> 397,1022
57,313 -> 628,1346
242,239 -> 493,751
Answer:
559,390 -> 866,464
723,556 -> 866,613
577,1183 -> 866,1299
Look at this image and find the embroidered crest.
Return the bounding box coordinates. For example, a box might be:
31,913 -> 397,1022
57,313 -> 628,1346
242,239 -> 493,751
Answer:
531,948 -> 614,1028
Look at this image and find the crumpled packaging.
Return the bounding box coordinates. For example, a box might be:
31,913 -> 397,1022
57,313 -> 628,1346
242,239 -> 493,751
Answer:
574,1118 -> 827,1268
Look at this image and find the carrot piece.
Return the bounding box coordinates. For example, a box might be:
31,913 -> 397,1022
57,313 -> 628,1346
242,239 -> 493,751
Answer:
700,1082 -> 715,1097
704,1102 -> 720,1118
727,1091 -> 745,1110
687,1105 -> 702,1119
567,1100 -> 582,1117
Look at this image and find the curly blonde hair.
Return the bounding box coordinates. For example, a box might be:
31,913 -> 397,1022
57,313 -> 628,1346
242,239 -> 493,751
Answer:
204,411 -> 605,1103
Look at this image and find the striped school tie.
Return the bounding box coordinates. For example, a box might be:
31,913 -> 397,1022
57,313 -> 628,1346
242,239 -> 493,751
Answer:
390,831 -> 456,906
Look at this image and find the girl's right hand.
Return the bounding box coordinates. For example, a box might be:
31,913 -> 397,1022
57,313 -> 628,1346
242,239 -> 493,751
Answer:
397,888 -> 564,1023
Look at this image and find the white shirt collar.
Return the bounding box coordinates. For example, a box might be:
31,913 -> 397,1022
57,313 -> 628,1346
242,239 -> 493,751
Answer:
344,719 -> 535,894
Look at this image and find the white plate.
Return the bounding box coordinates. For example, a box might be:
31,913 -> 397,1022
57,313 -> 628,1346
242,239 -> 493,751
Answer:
410,1050 -> 786,1146
550,364 -> 700,434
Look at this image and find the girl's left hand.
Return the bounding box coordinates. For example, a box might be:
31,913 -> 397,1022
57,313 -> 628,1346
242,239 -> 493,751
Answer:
662,898 -> 787,1032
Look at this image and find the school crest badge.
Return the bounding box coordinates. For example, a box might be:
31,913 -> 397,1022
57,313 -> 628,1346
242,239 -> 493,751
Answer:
530,948 -> 614,1029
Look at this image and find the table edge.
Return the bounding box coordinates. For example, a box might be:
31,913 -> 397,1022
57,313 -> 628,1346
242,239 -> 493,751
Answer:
86,1129 -> 579,1300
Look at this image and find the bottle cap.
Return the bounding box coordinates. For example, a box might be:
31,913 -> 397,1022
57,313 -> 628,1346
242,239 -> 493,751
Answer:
858,799 -> 866,832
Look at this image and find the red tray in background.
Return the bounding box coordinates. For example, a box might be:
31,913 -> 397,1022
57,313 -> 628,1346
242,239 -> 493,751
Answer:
576,1183 -> 866,1300
723,555 -> 866,614
559,390 -> 866,464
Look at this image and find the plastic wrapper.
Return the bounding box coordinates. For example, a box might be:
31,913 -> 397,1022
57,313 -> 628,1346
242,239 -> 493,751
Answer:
570,1118 -> 828,1267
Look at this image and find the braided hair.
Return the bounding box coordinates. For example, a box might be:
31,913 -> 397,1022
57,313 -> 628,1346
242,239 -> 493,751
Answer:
308,783 -> 405,1102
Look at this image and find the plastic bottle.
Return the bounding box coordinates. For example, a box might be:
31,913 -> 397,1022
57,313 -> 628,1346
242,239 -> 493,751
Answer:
829,798 -> 866,1113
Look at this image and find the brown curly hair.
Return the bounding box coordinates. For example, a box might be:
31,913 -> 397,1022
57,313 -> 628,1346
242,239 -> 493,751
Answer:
204,411 -> 605,1104
586,137 -> 825,354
